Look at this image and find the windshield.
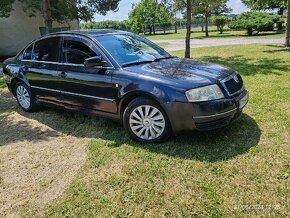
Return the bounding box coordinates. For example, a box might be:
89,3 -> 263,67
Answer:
95,34 -> 171,67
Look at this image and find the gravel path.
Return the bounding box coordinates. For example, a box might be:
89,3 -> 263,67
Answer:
153,38 -> 284,51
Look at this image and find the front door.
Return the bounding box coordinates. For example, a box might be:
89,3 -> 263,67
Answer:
57,36 -> 118,113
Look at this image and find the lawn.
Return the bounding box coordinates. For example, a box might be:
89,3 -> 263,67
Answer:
144,26 -> 285,41
0,44 -> 289,217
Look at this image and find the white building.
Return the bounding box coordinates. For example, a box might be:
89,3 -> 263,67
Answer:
0,1 -> 79,57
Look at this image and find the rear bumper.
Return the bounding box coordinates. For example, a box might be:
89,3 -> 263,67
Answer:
163,90 -> 249,133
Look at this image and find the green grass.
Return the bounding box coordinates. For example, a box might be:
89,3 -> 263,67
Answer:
41,44 -> 289,217
144,26 -> 285,41
0,45 -> 289,217
0,77 -> 5,89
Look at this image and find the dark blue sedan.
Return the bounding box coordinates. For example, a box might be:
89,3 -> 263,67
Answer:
2,30 -> 249,142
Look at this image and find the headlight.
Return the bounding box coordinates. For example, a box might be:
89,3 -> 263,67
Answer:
185,84 -> 224,102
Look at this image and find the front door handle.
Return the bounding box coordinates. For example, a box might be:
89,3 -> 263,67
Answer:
20,66 -> 29,73
59,72 -> 67,78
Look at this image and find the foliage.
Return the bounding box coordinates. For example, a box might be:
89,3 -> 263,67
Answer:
0,0 -> 121,33
211,15 -> 229,34
0,0 -> 15,17
17,0 -> 120,22
241,0 -> 286,31
229,12 -> 281,36
241,0 -> 287,10
128,0 -> 174,34
193,0 -> 231,16
193,0 -> 232,37
80,20 -> 128,30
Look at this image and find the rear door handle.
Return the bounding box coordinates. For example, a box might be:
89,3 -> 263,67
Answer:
59,72 -> 67,78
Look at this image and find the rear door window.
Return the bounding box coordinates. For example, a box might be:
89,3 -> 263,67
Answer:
32,37 -> 61,62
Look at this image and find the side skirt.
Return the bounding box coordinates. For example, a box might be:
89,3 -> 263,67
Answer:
36,98 -> 121,121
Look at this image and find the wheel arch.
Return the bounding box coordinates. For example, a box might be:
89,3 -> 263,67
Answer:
10,77 -> 29,96
119,91 -> 167,119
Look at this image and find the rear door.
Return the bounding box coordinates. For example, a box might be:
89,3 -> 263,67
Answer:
57,36 -> 118,113
23,36 -> 62,102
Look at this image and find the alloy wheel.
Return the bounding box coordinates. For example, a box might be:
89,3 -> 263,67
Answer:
16,85 -> 31,110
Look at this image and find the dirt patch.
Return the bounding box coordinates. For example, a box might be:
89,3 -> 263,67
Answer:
0,91 -> 88,217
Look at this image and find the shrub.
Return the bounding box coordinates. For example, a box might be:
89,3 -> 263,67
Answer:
211,16 -> 229,34
229,12 -> 280,36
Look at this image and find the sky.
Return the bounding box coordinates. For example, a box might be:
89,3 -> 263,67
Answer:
94,0 -> 249,21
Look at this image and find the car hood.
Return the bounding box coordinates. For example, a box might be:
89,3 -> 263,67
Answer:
124,57 -> 236,89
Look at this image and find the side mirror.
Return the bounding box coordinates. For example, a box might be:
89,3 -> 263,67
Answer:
84,56 -> 107,68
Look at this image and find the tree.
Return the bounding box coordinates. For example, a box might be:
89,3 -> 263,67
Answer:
160,0 -> 179,33
128,0 -> 159,35
286,0 -> 290,46
193,0 -> 231,37
175,0 -> 193,58
229,11 -> 279,35
212,15 -> 229,34
128,0 -> 174,35
185,0 -> 192,58
158,3 -> 174,34
1,0 -> 121,33
0,0 -> 15,17
242,0 -> 287,30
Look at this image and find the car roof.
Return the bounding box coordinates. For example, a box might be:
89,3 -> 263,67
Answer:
45,29 -> 129,38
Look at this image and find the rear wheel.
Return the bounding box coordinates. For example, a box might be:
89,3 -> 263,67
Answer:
15,82 -> 39,112
123,97 -> 172,143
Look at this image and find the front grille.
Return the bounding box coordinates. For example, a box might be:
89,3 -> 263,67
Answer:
221,74 -> 244,96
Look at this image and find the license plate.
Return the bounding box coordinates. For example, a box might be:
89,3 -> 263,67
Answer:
239,92 -> 249,111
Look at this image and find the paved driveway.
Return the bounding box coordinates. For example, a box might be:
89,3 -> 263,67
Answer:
153,38 -> 284,51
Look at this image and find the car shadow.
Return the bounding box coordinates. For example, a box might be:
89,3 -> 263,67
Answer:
95,113 -> 261,162
0,91 -> 261,162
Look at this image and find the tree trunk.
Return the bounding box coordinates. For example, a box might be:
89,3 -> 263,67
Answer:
175,22 -> 178,34
277,8 -> 284,31
163,25 -> 166,34
205,13 -> 209,37
42,0 -> 53,34
153,24 -> 156,35
286,0 -> 290,47
247,28 -> 253,36
220,26 -> 223,34
149,25 -> 152,35
185,0 -> 192,58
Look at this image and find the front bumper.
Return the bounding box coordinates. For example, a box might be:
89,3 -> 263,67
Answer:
164,90 -> 249,133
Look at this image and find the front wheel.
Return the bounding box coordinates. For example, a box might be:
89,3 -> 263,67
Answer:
123,97 -> 172,143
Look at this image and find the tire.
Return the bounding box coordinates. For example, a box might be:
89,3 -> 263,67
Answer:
15,82 -> 39,112
123,97 -> 172,143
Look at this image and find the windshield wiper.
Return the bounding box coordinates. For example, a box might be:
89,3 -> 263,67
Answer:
122,56 -> 176,68
152,56 -> 176,62
122,60 -> 155,67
